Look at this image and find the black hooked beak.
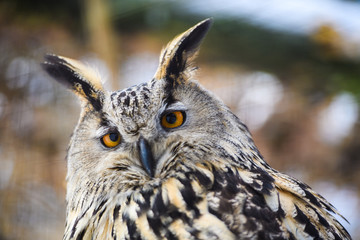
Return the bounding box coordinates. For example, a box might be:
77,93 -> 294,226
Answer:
138,136 -> 155,177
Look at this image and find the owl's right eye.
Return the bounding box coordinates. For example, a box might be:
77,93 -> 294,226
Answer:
161,111 -> 185,129
101,132 -> 121,148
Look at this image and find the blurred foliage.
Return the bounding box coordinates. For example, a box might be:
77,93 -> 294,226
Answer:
207,19 -> 360,100
0,0 -> 81,29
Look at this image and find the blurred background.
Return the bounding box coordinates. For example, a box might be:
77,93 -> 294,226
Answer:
1,0 -> 360,239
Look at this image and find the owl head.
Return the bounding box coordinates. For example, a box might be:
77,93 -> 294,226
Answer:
43,19 -> 256,200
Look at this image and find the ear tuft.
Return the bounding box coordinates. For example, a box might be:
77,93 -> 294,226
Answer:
42,54 -> 104,111
154,18 -> 212,84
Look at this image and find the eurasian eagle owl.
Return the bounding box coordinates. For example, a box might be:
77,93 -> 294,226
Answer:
43,19 -> 351,240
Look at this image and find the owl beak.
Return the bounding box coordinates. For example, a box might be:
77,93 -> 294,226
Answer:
138,136 -> 155,177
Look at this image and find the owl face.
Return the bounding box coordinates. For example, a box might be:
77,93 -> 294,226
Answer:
65,64 -> 232,190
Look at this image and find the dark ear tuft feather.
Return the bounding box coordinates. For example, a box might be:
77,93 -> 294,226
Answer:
154,18 -> 212,84
42,54 -> 104,111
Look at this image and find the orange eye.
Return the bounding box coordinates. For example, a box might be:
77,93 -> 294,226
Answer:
101,132 -> 121,148
161,111 -> 185,129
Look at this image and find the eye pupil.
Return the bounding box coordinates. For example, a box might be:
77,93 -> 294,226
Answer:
166,113 -> 177,124
109,133 -> 118,142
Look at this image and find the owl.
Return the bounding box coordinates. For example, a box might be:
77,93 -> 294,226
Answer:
43,19 -> 351,240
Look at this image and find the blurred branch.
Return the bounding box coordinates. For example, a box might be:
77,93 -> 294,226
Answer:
83,0 -> 119,90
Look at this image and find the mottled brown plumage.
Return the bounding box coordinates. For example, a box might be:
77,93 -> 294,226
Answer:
43,19 -> 351,240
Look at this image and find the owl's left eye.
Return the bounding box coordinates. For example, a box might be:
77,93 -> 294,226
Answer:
101,132 -> 121,148
161,111 -> 185,129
